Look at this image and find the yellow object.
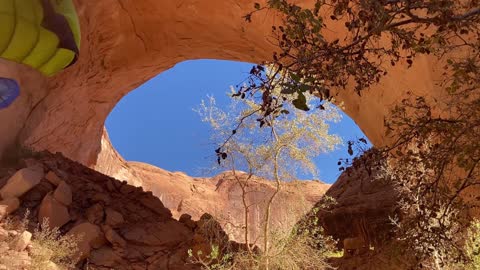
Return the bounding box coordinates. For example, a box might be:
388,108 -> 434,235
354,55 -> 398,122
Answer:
0,0 -> 80,76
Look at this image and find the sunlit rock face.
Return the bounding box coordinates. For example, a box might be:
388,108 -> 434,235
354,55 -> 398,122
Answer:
0,0 -> 448,166
95,128 -> 330,243
0,2 -> 467,268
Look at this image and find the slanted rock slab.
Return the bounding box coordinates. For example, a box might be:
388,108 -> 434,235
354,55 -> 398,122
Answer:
0,228 -> 8,241
0,166 -> 44,199
38,193 -> 70,228
105,208 -> 124,228
103,225 -> 127,248
0,197 -> 20,218
53,181 -> 72,206
67,222 -> 105,261
89,247 -> 124,268
45,171 -> 62,186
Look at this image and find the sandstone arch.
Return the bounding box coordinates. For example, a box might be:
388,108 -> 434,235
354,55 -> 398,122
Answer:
0,0 -> 445,170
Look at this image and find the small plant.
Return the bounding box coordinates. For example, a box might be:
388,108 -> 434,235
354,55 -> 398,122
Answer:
265,210 -> 336,270
29,219 -> 81,270
188,245 -> 235,270
188,206 -> 337,270
0,214 -> 81,270
194,62 -> 341,269
461,220 -> 480,270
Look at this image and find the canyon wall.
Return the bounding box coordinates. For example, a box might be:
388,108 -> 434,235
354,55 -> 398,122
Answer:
0,152 -> 202,269
0,0 -> 447,168
0,2 -> 469,268
95,128 -> 330,243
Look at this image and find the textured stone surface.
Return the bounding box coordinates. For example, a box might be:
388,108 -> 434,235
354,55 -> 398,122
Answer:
0,197 -> 20,216
67,222 -> 105,261
0,228 -> 7,242
1,151 -> 211,269
0,0 -> 451,168
105,208 -> 124,228
0,166 -> 43,199
89,247 -> 124,268
96,141 -> 330,243
315,152 -> 398,248
53,181 -> 73,206
45,171 -> 62,186
38,193 -> 71,229
103,225 -> 127,248
12,231 -> 32,252
86,203 -> 105,225
45,261 -> 61,270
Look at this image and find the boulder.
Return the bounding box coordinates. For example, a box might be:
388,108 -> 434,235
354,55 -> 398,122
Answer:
90,247 -> 124,267
105,208 -> 124,228
122,220 -> 191,247
86,203 -> 104,224
92,193 -> 111,204
103,225 -> 127,248
12,231 -> 32,252
0,197 -> 20,218
120,184 -> 137,195
0,241 -> 8,254
38,193 -> 70,228
67,222 -> 105,261
53,181 -> 72,206
45,171 -> 62,186
343,237 -> 369,257
179,213 -> 196,230
315,151 -> 398,248
138,195 -> 172,218
0,166 -> 43,199
0,250 -> 31,269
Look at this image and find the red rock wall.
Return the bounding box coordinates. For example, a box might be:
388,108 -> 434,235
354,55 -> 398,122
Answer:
0,0 -> 448,167
1,152 -> 204,270
95,129 -> 330,244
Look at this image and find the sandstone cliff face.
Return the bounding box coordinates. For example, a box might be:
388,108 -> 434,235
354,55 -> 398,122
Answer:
318,157 -> 398,248
0,3 -> 457,256
0,2 -> 467,269
0,152 -> 209,270
311,152 -> 408,270
0,0 -> 451,167
96,129 -> 330,244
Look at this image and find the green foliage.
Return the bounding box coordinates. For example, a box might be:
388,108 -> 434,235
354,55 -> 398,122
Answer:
188,245 -> 234,270
238,0 -> 479,122
381,58 -> 480,267
229,0 -> 480,268
195,63 -> 341,269
196,79 -> 342,181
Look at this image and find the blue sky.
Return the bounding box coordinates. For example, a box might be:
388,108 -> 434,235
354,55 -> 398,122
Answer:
105,60 -> 370,184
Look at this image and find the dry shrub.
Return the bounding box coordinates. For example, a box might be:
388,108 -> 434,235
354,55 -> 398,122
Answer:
29,219 -> 81,270
189,207 -> 336,270
453,220 -> 480,270
0,213 -> 80,270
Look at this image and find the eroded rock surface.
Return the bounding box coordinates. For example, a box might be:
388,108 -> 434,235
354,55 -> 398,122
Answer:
96,129 -> 330,243
0,152 -> 221,270
309,152 -> 405,270
0,0 -> 451,169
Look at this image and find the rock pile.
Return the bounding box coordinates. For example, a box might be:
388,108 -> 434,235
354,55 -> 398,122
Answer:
0,152 -> 232,270
0,226 -> 35,270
